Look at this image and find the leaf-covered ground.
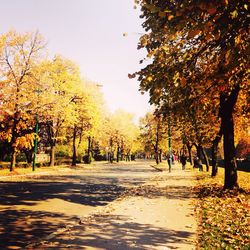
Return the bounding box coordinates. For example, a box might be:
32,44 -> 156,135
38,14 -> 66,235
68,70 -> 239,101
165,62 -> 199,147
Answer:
195,169 -> 250,249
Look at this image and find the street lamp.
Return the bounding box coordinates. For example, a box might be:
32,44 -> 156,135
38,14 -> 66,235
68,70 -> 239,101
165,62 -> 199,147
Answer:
168,119 -> 172,173
32,114 -> 39,171
32,88 -> 41,171
163,98 -> 172,172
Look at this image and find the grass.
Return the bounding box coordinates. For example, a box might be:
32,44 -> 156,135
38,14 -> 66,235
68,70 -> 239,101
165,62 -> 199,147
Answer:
0,160 -> 112,178
0,165 -> 59,177
195,168 -> 250,249
0,163 -> 89,178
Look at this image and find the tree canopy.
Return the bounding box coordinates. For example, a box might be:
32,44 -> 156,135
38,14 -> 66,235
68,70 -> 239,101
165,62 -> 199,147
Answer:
133,0 -> 249,188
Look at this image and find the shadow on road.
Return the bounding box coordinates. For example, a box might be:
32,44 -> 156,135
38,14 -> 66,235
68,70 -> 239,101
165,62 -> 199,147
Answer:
0,181 -> 126,249
0,209 -> 72,249
0,181 -> 126,206
0,163 -> 158,249
123,184 -> 197,201
38,214 -> 194,249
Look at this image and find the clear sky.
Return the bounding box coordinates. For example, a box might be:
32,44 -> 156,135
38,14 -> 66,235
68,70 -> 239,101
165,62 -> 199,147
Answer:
0,0 -> 151,121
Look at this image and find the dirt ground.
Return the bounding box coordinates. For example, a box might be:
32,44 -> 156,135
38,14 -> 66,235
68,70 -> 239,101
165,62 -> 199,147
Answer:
0,161 -> 197,249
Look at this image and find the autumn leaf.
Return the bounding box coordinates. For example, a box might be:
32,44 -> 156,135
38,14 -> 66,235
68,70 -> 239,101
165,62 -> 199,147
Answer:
144,3 -> 160,13
207,7 -> 217,15
230,10 -> 238,19
128,73 -> 136,79
181,77 -> 186,87
187,29 -> 202,39
146,76 -> 153,82
168,15 -> 174,21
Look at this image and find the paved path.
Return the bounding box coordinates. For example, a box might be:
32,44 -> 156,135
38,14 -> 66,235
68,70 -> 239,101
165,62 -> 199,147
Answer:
0,161 -> 197,249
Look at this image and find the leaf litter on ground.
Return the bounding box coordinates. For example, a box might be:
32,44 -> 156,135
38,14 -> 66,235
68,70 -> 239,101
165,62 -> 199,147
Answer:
195,169 -> 250,249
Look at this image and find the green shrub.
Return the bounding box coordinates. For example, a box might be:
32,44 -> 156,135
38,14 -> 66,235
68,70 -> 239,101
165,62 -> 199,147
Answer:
55,145 -> 71,157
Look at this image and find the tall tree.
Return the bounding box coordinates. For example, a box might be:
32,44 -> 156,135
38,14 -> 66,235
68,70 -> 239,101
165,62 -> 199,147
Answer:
0,30 -> 45,170
100,110 -> 139,163
134,0 -> 249,188
38,55 -> 81,166
70,80 -> 105,165
139,111 -> 167,164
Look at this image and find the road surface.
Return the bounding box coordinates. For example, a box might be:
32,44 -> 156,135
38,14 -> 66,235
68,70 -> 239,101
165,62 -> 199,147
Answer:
0,161 -> 163,249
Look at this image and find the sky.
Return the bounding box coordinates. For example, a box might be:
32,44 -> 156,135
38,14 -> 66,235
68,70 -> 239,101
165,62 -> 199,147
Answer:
0,0 -> 151,122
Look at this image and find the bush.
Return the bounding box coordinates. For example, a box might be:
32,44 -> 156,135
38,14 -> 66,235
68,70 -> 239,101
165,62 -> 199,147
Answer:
55,145 -> 71,157
16,153 -> 27,162
56,150 -> 69,157
94,154 -> 106,161
83,155 -> 92,164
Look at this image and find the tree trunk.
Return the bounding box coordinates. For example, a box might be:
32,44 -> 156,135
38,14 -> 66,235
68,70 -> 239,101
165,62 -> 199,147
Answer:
10,111 -> 19,171
195,144 -> 201,159
194,143 -> 203,170
222,114 -> 238,188
201,147 -> 209,172
121,140 -> 124,161
109,137 -> 113,163
116,144 -> 120,163
25,150 -> 33,164
186,143 -> 193,165
211,130 -> 222,177
10,147 -> 17,172
110,151 -> 113,163
25,150 -> 33,168
50,143 -> 55,167
120,151 -> 124,161
126,150 -> 131,162
87,136 -> 92,164
154,119 -> 160,165
155,152 -> 159,164
47,121 -> 56,167
153,144 -> 159,165
159,149 -> 162,163
72,125 -> 77,166
219,85 -> 240,189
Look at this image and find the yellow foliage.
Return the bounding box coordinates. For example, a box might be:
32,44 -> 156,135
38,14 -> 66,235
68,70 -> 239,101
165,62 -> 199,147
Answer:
15,133 -> 37,150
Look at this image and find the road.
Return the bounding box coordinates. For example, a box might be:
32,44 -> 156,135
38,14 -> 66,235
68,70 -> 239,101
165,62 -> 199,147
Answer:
0,161 -> 161,249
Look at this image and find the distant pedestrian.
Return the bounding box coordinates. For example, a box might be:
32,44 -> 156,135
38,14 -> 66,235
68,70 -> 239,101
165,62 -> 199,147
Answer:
167,153 -> 173,170
193,156 -> 203,171
180,154 -> 187,170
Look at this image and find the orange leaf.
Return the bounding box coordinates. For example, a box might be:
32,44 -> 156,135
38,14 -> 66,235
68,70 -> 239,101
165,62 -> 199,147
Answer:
181,77 -> 186,86
168,15 -> 174,21
188,29 -> 202,39
208,8 -> 217,15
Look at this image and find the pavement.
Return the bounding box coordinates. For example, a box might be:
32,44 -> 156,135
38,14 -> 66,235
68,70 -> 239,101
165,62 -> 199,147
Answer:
27,163 -> 197,250
22,161 -> 198,250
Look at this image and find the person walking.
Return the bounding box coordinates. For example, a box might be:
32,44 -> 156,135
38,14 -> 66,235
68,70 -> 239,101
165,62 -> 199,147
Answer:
167,152 -> 174,171
180,154 -> 187,170
193,156 -> 203,171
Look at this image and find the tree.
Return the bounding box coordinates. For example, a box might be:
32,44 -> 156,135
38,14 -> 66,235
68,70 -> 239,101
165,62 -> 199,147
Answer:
71,81 -> 105,165
37,55 -> 81,166
0,30 -> 45,171
134,0 -> 249,188
139,111 -> 168,164
99,110 -> 139,163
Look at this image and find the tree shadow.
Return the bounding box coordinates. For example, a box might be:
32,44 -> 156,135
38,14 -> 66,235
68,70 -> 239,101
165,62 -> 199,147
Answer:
0,168 -> 155,249
33,214 -> 194,249
0,181 -> 126,206
198,184 -> 248,198
0,209 -> 75,249
0,178 -> 127,249
0,164 -> 158,207
0,163 -> 197,249
123,185 -> 197,200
